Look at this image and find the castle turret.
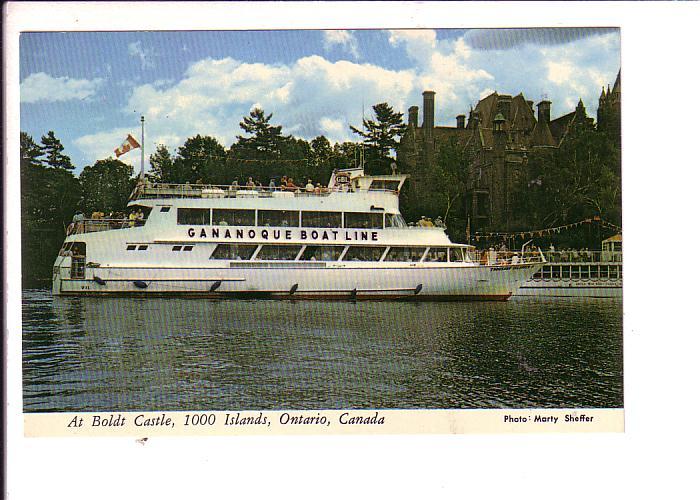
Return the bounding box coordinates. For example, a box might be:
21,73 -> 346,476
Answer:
408,106 -> 419,127
456,114 -> 466,129
422,90 -> 435,132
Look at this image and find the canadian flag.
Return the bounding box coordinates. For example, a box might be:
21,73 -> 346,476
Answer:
114,134 -> 141,157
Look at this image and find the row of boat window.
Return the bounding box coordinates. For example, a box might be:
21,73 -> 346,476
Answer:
533,265 -> 623,279
176,208 -> 405,229
210,244 -> 457,262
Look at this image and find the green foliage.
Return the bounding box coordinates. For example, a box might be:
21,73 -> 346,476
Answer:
350,103 -> 406,174
78,158 -> 135,214
174,135 -> 228,184
21,132 -> 81,286
40,130 -> 74,170
147,144 -> 175,183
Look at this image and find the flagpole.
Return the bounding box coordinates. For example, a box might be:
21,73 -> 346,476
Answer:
140,115 -> 145,182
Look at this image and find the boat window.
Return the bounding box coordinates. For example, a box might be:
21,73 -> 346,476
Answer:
177,208 -> 210,225
384,213 -> 407,228
532,271 -> 543,279
609,266 -> 619,279
425,247 -> 448,262
172,245 -> 182,251
344,212 -> 383,229
384,246 -> 426,262
342,246 -> 386,261
299,245 -> 344,261
450,248 -> 467,262
258,210 -> 300,227
210,244 -> 257,260
369,179 -> 400,191
589,266 -> 599,278
126,245 -> 137,251
129,205 -> 153,220
183,245 -> 193,252
160,206 -> 171,212
137,245 -> 148,251
561,266 -> 571,279
580,266 -> 590,279
255,245 -> 302,261
600,265 -> 609,278
301,211 -> 342,228
543,266 -> 552,279
551,266 -> 561,279
212,209 -> 255,226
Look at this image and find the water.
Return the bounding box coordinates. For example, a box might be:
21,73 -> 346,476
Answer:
22,289 -> 623,412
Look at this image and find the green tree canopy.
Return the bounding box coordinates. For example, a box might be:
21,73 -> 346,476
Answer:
78,158 -> 135,214
174,135 -> 228,184
40,130 -> 74,170
350,102 -> 406,174
148,144 -> 175,182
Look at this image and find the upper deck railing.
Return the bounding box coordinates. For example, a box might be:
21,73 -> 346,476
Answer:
66,218 -> 146,235
129,182 -> 399,202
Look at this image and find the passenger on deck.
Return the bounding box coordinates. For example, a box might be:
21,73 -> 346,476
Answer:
314,183 -> 322,194
269,178 -> 276,189
305,179 -> 314,192
488,247 -> 497,265
246,177 -> 255,189
285,178 -> 299,192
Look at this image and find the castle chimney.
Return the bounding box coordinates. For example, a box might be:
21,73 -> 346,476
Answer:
408,106 -> 418,127
422,90 -> 435,130
456,114 -> 466,129
537,100 -> 551,124
496,95 -> 512,122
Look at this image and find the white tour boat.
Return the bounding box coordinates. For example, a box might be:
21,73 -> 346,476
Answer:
52,167 -> 544,300
515,234 -> 622,298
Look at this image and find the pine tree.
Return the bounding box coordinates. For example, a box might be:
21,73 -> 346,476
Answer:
235,108 -> 285,156
350,102 -> 407,165
40,130 -> 74,170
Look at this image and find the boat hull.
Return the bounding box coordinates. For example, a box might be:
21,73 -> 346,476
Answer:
52,263 -> 541,301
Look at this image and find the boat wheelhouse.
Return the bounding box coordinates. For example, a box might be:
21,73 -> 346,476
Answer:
52,168 -> 544,300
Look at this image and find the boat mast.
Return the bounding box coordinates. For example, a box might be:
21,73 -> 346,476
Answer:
140,115 -> 145,182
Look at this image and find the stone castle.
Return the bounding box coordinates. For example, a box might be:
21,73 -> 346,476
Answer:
396,70 -> 621,232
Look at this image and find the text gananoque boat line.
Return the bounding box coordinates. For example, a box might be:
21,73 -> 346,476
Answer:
52,167 -> 545,300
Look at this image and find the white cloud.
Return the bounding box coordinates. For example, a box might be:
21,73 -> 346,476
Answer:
128,41 -> 154,70
323,30 -> 359,59
20,72 -> 103,103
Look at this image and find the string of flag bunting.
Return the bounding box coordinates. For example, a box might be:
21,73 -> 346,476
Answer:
473,216 -> 621,241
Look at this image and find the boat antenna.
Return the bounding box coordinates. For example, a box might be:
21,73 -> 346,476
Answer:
360,98 -> 365,169
140,115 -> 145,183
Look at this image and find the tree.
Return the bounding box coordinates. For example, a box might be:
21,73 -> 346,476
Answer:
350,103 -> 406,174
174,135 -> 228,184
148,144 -> 175,182
21,131 -> 80,286
235,108 -> 285,157
78,158 -> 135,214
40,130 -> 74,170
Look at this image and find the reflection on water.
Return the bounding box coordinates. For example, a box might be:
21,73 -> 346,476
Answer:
22,289 -> 623,412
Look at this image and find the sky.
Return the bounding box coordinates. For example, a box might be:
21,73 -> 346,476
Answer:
20,28 -> 620,173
